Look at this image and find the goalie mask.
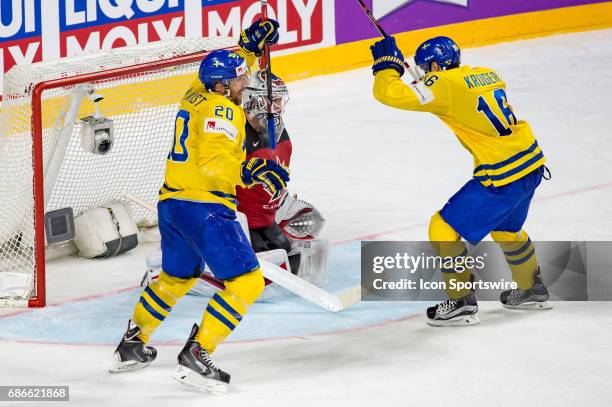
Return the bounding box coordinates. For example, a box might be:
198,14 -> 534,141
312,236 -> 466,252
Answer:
241,70 -> 289,144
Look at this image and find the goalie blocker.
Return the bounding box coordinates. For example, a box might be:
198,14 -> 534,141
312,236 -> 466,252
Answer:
142,194 -> 329,299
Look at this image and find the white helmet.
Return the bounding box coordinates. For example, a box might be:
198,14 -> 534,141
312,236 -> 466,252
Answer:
241,70 -> 289,143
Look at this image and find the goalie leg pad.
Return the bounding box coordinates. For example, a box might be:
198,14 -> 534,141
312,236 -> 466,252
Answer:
288,250 -> 301,276
249,223 -> 291,253
0,272 -> 33,301
291,239 -> 329,287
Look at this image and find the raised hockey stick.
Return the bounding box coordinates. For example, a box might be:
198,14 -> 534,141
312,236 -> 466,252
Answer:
355,0 -> 421,83
124,193 -> 361,312
260,0 -> 277,150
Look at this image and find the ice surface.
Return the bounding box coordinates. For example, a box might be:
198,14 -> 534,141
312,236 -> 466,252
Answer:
1,29 -> 612,407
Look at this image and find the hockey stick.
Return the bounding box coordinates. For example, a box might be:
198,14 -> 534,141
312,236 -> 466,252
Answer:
260,1 -> 277,150
355,0 -> 421,83
259,1 -> 277,150
123,193 -> 361,312
257,257 -> 357,312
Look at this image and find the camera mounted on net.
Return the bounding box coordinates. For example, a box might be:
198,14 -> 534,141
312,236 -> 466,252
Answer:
80,91 -> 114,155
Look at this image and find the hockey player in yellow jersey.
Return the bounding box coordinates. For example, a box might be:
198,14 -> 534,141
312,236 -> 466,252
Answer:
110,19 -> 290,393
370,36 -> 551,326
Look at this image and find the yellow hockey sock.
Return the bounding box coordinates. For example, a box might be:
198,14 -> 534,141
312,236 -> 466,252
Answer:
491,230 -> 538,290
429,212 -> 472,299
196,268 -> 265,353
132,271 -> 197,343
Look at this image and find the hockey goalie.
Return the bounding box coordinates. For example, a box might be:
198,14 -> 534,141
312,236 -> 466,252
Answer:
143,71 -> 329,299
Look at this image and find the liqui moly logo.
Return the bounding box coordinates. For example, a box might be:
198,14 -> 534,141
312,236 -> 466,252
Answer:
372,0 -> 468,19
0,0 -> 335,98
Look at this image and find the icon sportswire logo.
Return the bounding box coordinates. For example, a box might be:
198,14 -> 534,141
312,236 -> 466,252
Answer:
372,0 -> 469,19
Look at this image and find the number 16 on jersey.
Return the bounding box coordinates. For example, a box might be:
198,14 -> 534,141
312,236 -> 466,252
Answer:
477,89 -> 518,136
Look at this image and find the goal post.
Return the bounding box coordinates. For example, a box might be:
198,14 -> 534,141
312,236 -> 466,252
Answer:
0,37 -> 237,307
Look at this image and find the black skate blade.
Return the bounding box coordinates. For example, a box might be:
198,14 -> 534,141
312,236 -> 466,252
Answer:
503,301 -> 553,310
172,364 -> 228,394
108,359 -> 151,373
427,314 -> 480,327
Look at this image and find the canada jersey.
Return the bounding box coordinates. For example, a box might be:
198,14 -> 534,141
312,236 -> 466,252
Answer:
159,80 -> 247,210
236,123 -> 292,229
373,66 -> 546,187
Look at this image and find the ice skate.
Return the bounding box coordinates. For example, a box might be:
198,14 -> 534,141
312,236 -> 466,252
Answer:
109,320 -> 157,373
427,291 -> 480,326
172,324 -> 231,394
501,268 -> 552,310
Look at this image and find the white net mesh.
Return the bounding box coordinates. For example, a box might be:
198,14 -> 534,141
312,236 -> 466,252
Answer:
0,37 -> 236,305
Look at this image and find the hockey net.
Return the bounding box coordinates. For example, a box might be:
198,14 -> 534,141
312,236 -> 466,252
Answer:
0,37 -> 237,307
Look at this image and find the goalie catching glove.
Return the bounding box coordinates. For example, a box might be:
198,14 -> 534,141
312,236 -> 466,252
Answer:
239,18 -> 280,56
241,157 -> 289,196
276,193 -> 325,240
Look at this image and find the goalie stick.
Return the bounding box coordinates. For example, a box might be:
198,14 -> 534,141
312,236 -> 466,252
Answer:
355,0 -> 421,83
124,193 -> 361,312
